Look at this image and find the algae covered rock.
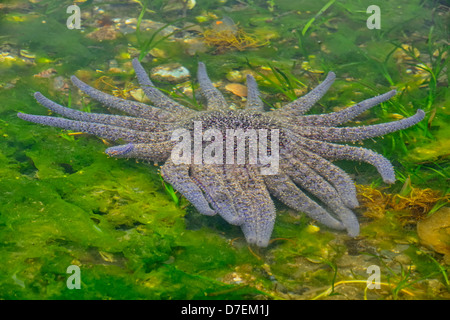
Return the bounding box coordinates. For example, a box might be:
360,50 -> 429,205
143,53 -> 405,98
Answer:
417,207 -> 450,264
150,63 -> 190,83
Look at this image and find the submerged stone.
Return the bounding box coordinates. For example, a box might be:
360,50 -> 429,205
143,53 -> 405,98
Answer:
417,207 -> 450,264
150,63 -> 190,83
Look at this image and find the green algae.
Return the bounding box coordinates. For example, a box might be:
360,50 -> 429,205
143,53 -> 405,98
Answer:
0,0 -> 448,300
0,86 -> 268,298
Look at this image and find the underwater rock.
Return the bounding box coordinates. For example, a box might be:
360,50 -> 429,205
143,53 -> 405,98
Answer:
129,88 -> 151,103
149,48 -> 167,59
225,69 -> 259,83
0,44 -> 36,65
224,83 -> 247,97
417,207 -> 450,264
33,68 -> 57,78
163,0 -> 196,12
150,63 -> 190,83
0,51 -> 17,63
108,59 -> 123,73
53,76 -> 69,92
226,70 -> 244,83
407,136 -> 450,163
86,25 -> 118,41
183,37 -> 208,56
19,49 -> 36,64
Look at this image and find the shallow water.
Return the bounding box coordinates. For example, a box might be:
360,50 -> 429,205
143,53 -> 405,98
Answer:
0,0 -> 449,300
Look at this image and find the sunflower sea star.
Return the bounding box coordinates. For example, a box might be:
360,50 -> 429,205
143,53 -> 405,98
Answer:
18,59 -> 425,247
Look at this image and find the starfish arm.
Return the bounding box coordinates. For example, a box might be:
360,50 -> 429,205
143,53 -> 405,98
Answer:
226,165 -> 275,247
245,74 -> 264,112
282,158 -> 359,236
197,62 -> 228,111
298,109 -> 425,142
297,90 -> 397,126
296,137 -> 396,183
132,59 -> 193,116
191,165 -> 241,225
287,146 -> 359,208
105,142 -> 174,162
160,160 -> 216,216
223,165 -> 256,226
17,113 -> 171,143
34,92 -> 174,132
274,71 -> 335,117
70,76 -> 176,121
263,173 -> 345,230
